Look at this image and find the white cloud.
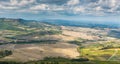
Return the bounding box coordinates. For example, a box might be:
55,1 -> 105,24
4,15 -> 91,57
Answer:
10,0 -> 36,6
0,4 -> 17,9
0,0 -> 120,16
30,4 -> 49,10
28,0 -> 120,16
0,0 -> 36,10
67,0 -> 80,6
73,7 -> 85,12
51,6 -> 65,11
94,6 -> 103,11
110,0 -> 117,7
30,4 -> 65,12
98,0 -> 120,8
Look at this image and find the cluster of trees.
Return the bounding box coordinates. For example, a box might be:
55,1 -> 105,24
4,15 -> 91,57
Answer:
0,50 -> 12,58
0,57 -> 120,64
68,40 -> 83,45
0,61 -> 22,64
10,40 -> 59,44
25,57 -> 89,64
100,41 -> 120,50
39,30 -> 62,35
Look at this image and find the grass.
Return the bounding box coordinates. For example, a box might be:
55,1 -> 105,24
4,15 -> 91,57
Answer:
1,59 -> 120,64
78,47 -> 120,61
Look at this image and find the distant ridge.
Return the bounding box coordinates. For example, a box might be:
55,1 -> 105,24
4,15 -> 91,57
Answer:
0,18 -> 119,28
41,19 -> 120,28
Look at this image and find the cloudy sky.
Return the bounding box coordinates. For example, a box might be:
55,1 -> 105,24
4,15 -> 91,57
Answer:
0,0 -> 120,22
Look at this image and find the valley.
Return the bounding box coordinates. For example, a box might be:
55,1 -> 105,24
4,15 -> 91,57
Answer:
0,18 -> 120,64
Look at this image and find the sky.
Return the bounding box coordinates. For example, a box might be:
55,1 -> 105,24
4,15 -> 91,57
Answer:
0,0 -> 120,23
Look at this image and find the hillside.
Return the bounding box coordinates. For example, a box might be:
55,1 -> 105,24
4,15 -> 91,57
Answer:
0,18 -> 62,44
0,18 -> 120,63
0,18 -> 79,62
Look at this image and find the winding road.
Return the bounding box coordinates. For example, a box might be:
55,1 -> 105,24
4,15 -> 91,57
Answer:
107,49 -> 118,61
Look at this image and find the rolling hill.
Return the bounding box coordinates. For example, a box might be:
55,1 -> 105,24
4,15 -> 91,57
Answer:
0,18 -> 120,64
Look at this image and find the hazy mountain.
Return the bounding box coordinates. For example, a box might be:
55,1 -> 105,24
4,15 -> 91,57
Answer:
42,19 -> 120,28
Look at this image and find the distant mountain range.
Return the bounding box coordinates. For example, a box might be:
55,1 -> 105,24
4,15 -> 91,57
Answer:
41,19 -> 120,28
0,18 -> 119,29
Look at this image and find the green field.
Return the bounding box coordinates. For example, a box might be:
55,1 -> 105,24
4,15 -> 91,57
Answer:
77,41 -> 120,61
